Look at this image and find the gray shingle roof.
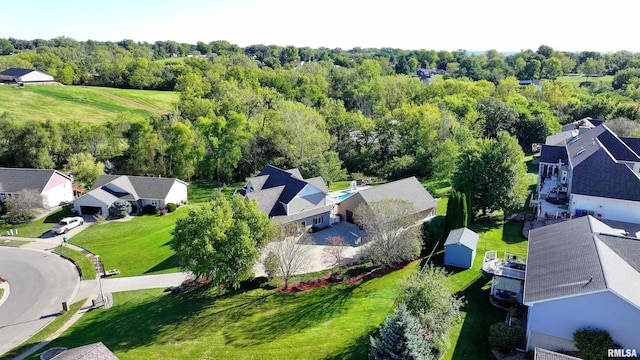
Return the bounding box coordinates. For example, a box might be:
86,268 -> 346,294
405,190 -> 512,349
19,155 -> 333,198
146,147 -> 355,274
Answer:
444,228 -> 478,250
621,136 -> 640,156
596,129 -> 640,162
534,348 -> 583,360
51,342 -> 118,360
524,216 -> 640,305
357,177 -> 437,213
89,175 -> 184,201
0,167 -> 69,193
539,145 -> 568,164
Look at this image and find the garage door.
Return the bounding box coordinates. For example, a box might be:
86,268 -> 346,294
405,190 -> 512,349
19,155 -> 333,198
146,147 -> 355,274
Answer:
80,206 -> 102,215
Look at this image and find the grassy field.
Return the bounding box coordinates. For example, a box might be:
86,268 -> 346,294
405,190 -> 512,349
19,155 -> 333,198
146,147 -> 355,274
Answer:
560,74 -> 613,86
53,246 -> 97,280
0,85 -> 178,123
187,181 -> 244,204
69,207 -> 189,277
3,299 -> 86,360
0,205 -> 75,238
30,263 -> 418,360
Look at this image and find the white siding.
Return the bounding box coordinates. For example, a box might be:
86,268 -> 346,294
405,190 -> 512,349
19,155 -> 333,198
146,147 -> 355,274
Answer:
18,71 -> 54,82
571,194 -> 640,223
41,181 -> 73,208
526,291 -> 640,351
164,181 -> 188,205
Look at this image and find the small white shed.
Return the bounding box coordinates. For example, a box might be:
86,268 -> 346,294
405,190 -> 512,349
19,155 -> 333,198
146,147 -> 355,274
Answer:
444,228 -> 479,269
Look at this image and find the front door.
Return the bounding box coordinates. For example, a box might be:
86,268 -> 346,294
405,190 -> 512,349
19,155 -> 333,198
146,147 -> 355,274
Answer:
346,210 -> 354,223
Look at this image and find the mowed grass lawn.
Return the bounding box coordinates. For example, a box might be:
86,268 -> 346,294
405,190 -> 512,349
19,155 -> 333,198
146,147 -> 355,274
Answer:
31,263 -> 418,360
69,207 -> 189,277
0,85 -> 177,123
0,205 -> 75,238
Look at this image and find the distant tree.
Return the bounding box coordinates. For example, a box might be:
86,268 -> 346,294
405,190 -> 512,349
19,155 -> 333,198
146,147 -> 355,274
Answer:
398,264 -> 464,357
452,132 -> 528,218
542,57 -> 563,80
354,199 -> 422,267
395,56 -> 410,75
269,225 -> 313,289
64,152 -> 104,187
407,57 -> 419,72
579,58 -> 606,81
370,304 -> 435,360
299,150 -> 347,187
171,194 -> 276,288
122,119 -> 161,175
108,199 -> 132,218
536,45 -> 554,59
476,97 -> 519,140
0,38 -> 15,55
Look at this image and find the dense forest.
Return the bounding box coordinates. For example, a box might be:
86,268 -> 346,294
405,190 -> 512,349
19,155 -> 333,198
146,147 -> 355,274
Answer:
2,37 -> 640,186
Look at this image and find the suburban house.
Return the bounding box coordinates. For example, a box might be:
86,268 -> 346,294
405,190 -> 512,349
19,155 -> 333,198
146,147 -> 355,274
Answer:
0,168 -> 74,208
534,122 -> 640,223
444,227 -> 478,269
237,165 -> 333,230
524,216 -> 640,352
73,175 -> 188,215
0,68 -> 54,84
336,177 -> 437,224
47,342 -> 118,360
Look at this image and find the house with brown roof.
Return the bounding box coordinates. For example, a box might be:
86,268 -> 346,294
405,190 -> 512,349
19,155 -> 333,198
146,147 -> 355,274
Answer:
237,165 -> 333,230
524,216 -> 640,352
0,168 -> 74,208
336,177 -> 436,224
73,175 -> 188,215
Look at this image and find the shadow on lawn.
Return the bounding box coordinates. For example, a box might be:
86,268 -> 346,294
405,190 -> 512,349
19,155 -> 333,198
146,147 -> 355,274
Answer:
325,332 -> 371,360
144,255 -> 178,274
42,205 -> 74,224
450,274 -> 505,360
221,284 -> 358,346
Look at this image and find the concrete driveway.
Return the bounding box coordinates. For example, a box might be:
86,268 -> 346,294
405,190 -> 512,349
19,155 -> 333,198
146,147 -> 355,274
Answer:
38,215 -> 95,240
306,222 -> 365,246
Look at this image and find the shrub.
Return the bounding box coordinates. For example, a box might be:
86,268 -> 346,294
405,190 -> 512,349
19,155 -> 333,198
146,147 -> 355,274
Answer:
263,251 -> 280,280
141,204 -> 159,215
93,212 -> 107,224
166,202 -> 177,213
108,200 -> 132,218
573,327 -> 613,360
159,208 -> 168,216
488,322 -> 525,354
370,304 -> 435,360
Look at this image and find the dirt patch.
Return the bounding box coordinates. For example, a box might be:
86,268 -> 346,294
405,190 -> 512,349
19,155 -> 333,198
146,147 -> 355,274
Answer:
87,88 -> 168,115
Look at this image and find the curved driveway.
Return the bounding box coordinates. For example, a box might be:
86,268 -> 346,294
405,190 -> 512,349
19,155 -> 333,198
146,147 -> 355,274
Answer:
0,247 -> 79,356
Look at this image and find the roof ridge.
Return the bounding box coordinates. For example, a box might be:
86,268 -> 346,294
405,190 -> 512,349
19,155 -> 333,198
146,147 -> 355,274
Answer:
591,234 -> 609,290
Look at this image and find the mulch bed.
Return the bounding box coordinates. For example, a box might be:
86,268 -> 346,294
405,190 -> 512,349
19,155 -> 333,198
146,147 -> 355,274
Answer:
280,259 -> 420,292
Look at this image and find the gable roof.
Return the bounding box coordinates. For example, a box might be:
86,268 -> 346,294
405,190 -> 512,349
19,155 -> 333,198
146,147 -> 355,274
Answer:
524,216 -> 640,306
0,68 -> 36,77
51,342 -> 118,360
0,167 -> 71,194
88,174 -> 185,201
538,145 -> 568,164
243,165 -> 329,220
444,228 -> 478,250
356,177 -> 437,213
534,348 -> 583,360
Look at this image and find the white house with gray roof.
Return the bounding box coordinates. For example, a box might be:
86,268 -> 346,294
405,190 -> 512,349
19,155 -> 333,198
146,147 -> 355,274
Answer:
444,227 -> 478,268
336,177 -> 436,224
237,165 -> 333,230
0,167 -> 73,208
535,122 -> 640,223
73,175 -> 188,215
0,68 -> 54,83
524,216 -> 640,352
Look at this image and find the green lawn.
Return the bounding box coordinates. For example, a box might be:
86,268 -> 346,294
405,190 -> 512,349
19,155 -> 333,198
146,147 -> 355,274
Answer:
0,85 -> 177,123
0,239 -> 30,247
0,205 -> 75,238
69,207 -> 189,277
31,263 -> 418,360
53,246 -> 97,280
187,181 -> 245,203
559,74 -> 613,86
3,299 -> 86,359
329,180 -> 352,192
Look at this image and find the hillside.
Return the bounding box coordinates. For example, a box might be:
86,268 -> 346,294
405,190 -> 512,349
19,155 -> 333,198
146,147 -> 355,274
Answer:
0,85 -> 178,123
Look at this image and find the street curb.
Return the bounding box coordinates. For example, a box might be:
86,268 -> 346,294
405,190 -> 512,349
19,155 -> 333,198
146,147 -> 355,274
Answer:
0,281 -> 9,308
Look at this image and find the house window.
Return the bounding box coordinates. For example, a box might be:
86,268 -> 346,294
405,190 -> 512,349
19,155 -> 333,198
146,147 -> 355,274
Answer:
313,216 -> 323,226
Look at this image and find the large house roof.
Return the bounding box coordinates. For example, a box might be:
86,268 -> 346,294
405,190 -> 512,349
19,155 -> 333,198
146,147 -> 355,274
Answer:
524,216 -> 640,307
89,174 -> 185,201
538,145 -> 568,164
51,342 -> 118,360
356,177 -> 437,214
444,227 -> 478,250
243,165 -> 329,221
0,68 -> 36,77
0,167 -> 71,194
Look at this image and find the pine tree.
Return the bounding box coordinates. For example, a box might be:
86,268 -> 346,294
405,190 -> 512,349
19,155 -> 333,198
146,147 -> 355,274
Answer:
370,304 -> 434,360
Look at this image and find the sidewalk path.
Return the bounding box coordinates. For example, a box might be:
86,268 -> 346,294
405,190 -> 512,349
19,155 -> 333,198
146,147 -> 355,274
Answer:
74,272 -> 191,302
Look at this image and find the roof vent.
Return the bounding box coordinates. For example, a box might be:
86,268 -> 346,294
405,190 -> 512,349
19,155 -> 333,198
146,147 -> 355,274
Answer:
582,276 -> 593,288
568,136 -> 580,145
576,148 -> 586,156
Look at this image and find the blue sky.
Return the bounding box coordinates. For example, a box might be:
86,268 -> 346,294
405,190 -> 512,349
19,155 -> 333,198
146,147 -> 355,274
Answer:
1,0 -> 637,52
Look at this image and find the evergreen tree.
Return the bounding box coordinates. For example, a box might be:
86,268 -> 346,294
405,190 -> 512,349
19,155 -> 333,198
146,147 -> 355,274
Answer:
370,304 -> 434,360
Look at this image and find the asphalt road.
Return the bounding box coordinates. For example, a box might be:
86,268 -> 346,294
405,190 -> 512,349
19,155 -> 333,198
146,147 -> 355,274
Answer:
0,247 -> 79,356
